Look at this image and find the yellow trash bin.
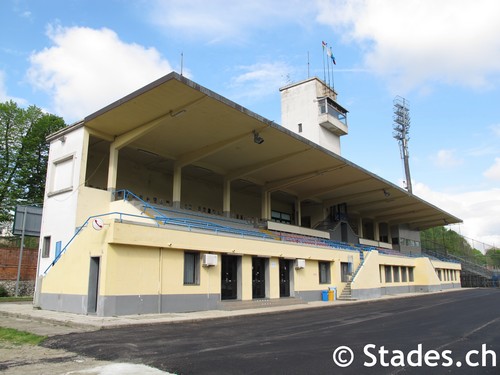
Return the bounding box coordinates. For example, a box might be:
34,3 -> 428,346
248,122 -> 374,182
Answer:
328,289 -> 334,301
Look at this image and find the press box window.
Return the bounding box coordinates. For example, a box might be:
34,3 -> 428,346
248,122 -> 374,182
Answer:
184,252 -> 200,285
318,261 -> 331,284
271,210 -> 292,224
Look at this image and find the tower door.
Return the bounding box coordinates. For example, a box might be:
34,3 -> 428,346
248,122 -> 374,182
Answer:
221,255 -> 238,300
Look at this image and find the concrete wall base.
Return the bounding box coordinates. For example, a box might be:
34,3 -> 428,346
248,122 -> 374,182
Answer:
39,292 -> 221,316
352,283 -> 462,300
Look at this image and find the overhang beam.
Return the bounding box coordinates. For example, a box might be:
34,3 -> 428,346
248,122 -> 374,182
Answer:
265,164 -> 346,192
299,177 -> 373,201
226,148 -> 311,181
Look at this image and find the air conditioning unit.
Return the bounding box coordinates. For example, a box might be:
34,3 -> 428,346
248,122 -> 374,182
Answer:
295,259 -> 306,269
202,254 -> 218,267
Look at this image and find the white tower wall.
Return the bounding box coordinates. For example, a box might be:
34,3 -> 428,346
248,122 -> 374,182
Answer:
280,77 -> 347,155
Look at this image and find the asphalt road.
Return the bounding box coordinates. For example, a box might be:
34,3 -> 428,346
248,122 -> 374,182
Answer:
43,289 -> 500,375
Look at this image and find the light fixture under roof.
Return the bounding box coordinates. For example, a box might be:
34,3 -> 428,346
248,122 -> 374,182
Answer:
253,130 -> 264,144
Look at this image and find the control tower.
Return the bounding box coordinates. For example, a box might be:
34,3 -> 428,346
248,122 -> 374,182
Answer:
280,77 -> 348,155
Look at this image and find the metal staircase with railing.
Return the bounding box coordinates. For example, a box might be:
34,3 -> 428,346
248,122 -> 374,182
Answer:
338,250 -> 365,301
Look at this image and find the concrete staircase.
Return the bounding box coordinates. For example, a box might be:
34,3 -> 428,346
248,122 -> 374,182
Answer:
338,251 -> 365,301
338,281 -> 356,301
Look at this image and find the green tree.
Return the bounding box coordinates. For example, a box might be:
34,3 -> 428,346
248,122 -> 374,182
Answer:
421,226 -> 498,267
421,226 -> 473,256
485,249 -> 500,268
0,101 -> 66,223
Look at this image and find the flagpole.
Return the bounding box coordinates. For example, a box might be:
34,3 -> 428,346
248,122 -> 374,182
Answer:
322,42 -> 326,84
331,48 -> 335,90
327,50 -> 331,88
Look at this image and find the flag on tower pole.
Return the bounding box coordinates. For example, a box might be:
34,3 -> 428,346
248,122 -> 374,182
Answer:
330,46 -> 336,65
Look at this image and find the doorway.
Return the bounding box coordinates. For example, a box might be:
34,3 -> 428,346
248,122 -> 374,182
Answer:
279,259 -> 291,297
341,222 -> 348,242
221,255 -> 239,300
252,257 -> 267,299
87,257 -> 100,314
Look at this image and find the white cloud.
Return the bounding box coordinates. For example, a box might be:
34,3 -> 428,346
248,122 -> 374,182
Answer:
27,25 -> 173,123
414,182 -> 500,248
433,149 -> 463,168
484,158 -> 500,181
316,0 -> 500,92
148,0 -> 315,43
229,62 -> 295,100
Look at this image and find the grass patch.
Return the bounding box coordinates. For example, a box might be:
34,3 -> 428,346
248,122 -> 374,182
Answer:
0,296 -> 33,303
0,327 -> 46,345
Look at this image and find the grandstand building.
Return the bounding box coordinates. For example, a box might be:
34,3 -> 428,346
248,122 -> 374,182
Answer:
34,73 -> 462,316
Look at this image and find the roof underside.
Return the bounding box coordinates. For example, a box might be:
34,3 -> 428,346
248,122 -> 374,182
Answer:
83,72 -> 461,231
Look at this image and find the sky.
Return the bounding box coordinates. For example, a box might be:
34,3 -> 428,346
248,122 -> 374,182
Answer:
1,0 -> 499,250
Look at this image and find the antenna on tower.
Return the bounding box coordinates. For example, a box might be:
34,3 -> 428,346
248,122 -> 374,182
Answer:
393,96 -> 412,194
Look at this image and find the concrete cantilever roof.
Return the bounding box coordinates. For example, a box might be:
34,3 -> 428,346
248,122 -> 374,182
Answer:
78,71 -> 461,230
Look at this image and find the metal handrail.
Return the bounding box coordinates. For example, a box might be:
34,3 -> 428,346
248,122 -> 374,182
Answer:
42,211 -> 159,275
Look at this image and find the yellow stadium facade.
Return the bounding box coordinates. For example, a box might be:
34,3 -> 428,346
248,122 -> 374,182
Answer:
35,73 -> 462,316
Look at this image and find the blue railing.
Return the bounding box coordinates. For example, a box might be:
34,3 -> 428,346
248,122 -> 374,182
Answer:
46,189 -> 445,276
113,189 -> 273,240
43,211 -> 160,275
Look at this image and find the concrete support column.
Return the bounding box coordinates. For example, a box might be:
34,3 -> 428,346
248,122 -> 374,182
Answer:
223,178 -> 231,217
107,144 -> 119,191
261,190 -> 271,220
374,221 -> 380,242
358,217 -> 364,238
172,165 -> 182,209
295,197 -> 302,226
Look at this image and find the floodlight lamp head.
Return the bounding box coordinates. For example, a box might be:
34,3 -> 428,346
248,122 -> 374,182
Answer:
253,130 -> 264,145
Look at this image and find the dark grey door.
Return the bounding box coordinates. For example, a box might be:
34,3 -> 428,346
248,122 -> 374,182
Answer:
87,257 -> 100,313
221,255 -> 238,300
279,259 -> 291,297
252,257 -> 266,299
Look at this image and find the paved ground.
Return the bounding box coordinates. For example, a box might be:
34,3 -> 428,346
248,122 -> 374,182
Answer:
27,289 -> 500,374
1,288 -> 498,374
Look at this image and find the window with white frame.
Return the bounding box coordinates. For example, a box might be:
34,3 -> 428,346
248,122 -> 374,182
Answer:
49,155 -> 74,196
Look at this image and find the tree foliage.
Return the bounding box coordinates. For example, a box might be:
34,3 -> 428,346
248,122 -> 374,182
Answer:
485,249 -> 500,268
421,226 -> 498,268
0,100 -> 66,223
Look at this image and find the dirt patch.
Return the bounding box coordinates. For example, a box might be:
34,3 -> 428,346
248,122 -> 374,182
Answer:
0,341 -> 171,374
0,340 -> 112,374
